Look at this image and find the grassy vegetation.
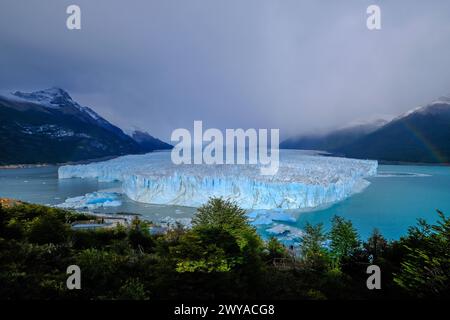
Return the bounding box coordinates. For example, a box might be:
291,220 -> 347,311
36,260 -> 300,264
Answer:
0,198 -> 448,300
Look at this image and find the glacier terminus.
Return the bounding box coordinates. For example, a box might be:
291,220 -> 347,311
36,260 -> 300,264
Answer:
58,150 -> 378,210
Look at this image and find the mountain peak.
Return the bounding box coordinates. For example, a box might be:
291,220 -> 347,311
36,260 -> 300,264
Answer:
435,95 -> 450,103
123,126 -> 172,151
394,95 -> 450,121
12,87 -> 74,108
42,87 -> 71,97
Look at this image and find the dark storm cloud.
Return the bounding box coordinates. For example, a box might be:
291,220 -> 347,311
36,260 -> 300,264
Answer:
1,0 -> 450,140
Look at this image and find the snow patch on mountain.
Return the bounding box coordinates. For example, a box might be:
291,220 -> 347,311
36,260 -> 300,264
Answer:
12,87 -> 77,108
395,95 -> 450,120
0,88 -> 107,125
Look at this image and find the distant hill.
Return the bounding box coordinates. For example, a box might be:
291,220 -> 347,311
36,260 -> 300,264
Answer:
337,97 -> 450,163
280,119 -> 388,151
125,128 -> 172,152
0,88 -> 171,165
281,96 -> 450,163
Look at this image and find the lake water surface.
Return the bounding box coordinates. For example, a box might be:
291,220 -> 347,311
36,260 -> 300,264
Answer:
1,164 -> 449,241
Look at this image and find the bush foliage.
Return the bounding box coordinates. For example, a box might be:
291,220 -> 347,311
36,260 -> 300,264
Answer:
0,198 -> 448,300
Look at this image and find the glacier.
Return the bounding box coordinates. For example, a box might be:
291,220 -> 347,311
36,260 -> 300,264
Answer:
56,192 -> 122,210
247,209 -> 297,225
58,150 -> 377,210
266,224 -> 305,243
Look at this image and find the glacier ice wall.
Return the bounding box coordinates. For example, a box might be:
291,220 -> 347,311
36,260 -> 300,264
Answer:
56,192 -> 122,210
58,150 -> 377,210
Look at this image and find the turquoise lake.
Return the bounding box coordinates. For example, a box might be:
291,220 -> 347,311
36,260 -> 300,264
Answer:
288,165 -> 450,240
1,164 -> 449,241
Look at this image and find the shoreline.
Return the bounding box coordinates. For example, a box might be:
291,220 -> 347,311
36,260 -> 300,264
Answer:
377,160 -> 450,166
0,155 -> 123,169
321,152 -> 450,167
2,156 -> 450,170
0,149 -> 173,169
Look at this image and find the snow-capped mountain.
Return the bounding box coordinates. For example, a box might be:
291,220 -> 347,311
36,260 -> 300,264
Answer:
7,87 -> 124,135
394,96 -> 450,120
282,95 -> 450,163
337,95 -> 450,163
0,88 -> 170,165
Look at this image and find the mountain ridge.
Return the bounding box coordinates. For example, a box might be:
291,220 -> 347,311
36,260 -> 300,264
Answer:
281,118 -> 388,151
0,88 -> 171,165
281,96 -> 450,163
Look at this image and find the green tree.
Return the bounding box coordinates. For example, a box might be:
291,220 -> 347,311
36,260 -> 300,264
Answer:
171,226 -> 241,273
193,197 -> 248,230
300,222 -> 330,271
173,198 -> 266,297
329,215 -> 360,262
394,210 -> 450,298
364,228 -> 388,262
128,217 -> 154,251
27,213 -> 70,245
3,217 -> 25,240
266,237 -> 288,261
75,248 -> 128,298
118,278 -> 149,300
192,197 -> 261,250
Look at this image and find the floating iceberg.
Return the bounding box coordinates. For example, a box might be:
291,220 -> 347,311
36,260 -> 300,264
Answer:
58,150 -> 377,210
247,209 -> 297,225
56,192 -> 122,210
159,216 -> 193,229
265,224 -> 304,245
375,172 -> 431,178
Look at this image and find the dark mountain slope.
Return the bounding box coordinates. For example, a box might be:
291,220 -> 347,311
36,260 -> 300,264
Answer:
280,119 -> 387,151
337,98 -> 450,163
281,96 -> 450,163
0,88 -> 168,165
126,129 -> 172,152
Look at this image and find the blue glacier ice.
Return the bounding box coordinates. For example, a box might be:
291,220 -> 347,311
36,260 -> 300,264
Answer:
266,224 -> 304,242
56,192 -> 122,210
58,150 -> 377,210
247,209 -> 297,225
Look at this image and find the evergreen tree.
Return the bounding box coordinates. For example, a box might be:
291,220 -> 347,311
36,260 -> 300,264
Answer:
394,210 -> 450,298
300,222 -> 329,271
193,197 -> 248,231
329,215 -> 360,262
364,228 -> 388,263
267,237 -> 288,261
192,197 -> 260,250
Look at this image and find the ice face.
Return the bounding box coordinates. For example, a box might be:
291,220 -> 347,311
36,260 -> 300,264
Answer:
56,192 -> 122,210
247,209 -> 297,225
266,224 -> 305,241
58,150 -> 377,210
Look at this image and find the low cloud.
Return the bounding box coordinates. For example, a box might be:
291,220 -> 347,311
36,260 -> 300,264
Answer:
1,0 -> 449,140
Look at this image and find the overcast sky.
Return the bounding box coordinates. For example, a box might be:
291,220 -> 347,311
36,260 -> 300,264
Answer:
1,0 -> 450,141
